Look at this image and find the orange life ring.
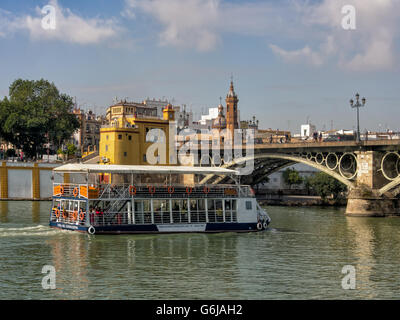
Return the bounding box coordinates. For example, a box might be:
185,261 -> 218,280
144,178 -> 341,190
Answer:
59,186 -> 64,195
79,210 -> 85,221
148,186 -> 156,194
72,210 -> 78,221
73,187 -> 79,197
129,185 -> 137,195
203,186 -> 210,194
54,208 -> 60,218
186,187 -> 193,195
167,186 -> 175,194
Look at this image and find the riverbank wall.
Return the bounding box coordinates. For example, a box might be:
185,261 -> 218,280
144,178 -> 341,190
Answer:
257,195 -> 346,207
0,161 -> 61,200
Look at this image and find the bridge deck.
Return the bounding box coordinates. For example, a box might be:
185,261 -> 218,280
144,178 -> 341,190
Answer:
254,139 -> 400,150
201,139 -> 400,153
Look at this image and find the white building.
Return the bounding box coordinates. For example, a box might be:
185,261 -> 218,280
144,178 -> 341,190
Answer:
300,124 -> 317,138
143,98 -> 170,118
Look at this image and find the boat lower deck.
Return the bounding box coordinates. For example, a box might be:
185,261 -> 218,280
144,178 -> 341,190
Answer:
49,221 -> 264,234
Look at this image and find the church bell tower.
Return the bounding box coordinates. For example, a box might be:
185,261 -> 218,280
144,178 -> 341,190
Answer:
225,80 -> 239,141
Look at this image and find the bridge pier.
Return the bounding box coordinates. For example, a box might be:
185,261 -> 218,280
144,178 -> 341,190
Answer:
345,151 -> 400,217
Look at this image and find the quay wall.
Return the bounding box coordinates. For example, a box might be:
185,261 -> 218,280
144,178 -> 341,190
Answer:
0,162 -> 62,200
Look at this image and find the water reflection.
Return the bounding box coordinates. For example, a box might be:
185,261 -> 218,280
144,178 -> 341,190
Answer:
345,217 -> 376,298
0,201 -> 8,223
2,202 -> 400,299
46,234 -> 90,299
32,202 -> 40,224
45,233 -> 241,299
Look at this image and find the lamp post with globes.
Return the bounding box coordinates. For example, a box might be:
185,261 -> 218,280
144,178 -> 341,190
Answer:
350,93 -> 366,142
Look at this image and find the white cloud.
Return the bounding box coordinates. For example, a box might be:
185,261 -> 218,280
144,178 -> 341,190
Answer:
123,0 -> 399,71
0,0 -> 121,45
124,0 -> 220,51
269,44 -> 323,66
271,0 -> 399,71
122,0 -> 305,51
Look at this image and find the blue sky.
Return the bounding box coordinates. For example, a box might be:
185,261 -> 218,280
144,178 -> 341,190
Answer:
0,0 -> 399,133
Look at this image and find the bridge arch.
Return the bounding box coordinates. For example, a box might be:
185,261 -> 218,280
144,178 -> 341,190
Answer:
199,153 -> 357,189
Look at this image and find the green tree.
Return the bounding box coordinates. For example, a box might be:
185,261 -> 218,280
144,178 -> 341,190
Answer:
66,143 -> 77,157
0,79 -> 79,159
282,168 -> 303,189
307,172 -> 347,200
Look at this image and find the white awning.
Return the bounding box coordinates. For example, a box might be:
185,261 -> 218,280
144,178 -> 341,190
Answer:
53,164 -> 239,175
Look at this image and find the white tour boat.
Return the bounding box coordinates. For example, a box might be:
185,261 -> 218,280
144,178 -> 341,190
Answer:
49,164 -> 271,235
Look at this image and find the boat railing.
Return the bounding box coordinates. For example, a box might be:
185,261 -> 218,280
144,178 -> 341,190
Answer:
50,207 -> 88,225
84,207 -> 238,227
52,183 -> 254,199
256,202 -> 271,223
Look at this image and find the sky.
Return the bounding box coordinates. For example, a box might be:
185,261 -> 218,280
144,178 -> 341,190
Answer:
0,0 -> 399,134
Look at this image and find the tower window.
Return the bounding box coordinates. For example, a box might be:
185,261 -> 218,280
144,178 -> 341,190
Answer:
128,135 -> 132,140
124,152 -> 127,157
118,134 -> 122,140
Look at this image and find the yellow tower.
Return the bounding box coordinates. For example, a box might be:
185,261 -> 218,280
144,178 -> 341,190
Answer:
163,103 -> 175,121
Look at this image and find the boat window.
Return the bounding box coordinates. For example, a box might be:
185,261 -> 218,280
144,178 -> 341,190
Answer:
171,199 -> 188,223
134,200 -> 144,224
207,199 -> 216,223
198,199 -> 206,211
153,200 -> 170,224
190,199 -> 201,223
232,200 -> 237,212
225,200 -> 232,222
215,199 -> 223,222
246,201 -> 252,210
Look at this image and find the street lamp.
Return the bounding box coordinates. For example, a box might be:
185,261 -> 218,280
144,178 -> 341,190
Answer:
349,93 -> 366,142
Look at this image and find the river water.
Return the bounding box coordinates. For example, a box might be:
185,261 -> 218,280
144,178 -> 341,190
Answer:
1,201 -> 400,300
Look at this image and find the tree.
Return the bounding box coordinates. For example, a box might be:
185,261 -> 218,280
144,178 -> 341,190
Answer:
306,172 -> 347,200
0,79 -> 80,159
66,143 -> 77,157
282,168 -> 303,189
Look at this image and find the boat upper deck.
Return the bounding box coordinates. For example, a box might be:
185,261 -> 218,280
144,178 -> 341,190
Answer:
52,164 -> 251,200
53,183 -> 254,200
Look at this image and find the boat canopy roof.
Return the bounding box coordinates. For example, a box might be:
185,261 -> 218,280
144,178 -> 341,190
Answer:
53,164 -> 239,175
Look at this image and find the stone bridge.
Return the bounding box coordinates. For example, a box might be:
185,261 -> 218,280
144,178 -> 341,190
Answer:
199,140 -> 400,217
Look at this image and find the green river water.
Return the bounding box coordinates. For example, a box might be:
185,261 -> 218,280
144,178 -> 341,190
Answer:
1,201 -> 400,299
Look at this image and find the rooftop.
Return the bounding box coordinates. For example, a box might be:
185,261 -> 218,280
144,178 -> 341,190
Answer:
54,164 -> 239,175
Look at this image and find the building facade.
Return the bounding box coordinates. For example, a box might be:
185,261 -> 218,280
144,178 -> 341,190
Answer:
72,108 -> 106,155
99,103 -> 175,166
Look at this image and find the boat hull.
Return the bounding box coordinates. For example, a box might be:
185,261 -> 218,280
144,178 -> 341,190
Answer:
49,221 -> 262,234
